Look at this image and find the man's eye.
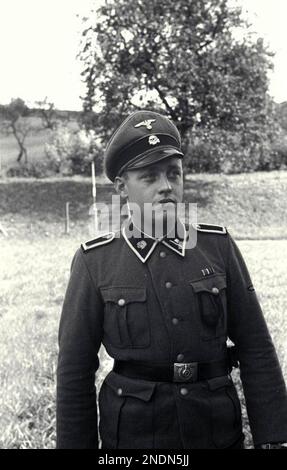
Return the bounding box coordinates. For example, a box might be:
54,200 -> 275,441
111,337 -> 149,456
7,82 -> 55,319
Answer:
169,170 -> 181,178
142,173 -> 156,181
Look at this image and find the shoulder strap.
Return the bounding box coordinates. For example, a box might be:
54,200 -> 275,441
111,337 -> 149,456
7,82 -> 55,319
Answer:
81,232 -> 115,252
194,223 -> 227,235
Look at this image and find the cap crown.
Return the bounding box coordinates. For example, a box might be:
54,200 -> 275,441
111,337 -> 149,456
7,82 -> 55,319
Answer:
104,110 -> 182,181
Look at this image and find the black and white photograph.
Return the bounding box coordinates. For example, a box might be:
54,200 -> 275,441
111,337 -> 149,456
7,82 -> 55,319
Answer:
0,0 -> 287,452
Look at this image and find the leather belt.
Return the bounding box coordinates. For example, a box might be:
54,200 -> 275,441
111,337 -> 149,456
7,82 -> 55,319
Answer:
113,358 -> 230,383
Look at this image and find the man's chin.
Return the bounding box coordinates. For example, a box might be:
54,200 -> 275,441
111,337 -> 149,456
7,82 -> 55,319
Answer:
142,210 -> 178,238
152,204 -> 177,220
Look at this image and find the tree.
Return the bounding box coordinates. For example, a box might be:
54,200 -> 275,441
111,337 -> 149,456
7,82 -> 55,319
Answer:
79,0 -> 278,172
1,98 -> 32,162
35,97 -> 58,130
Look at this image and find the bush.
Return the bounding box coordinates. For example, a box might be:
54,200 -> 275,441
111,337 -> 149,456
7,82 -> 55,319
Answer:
44,125 -> 103,176
6,159 -> 60,178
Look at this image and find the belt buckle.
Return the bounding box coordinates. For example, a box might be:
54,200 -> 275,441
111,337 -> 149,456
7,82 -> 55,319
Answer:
173,362 -> 198,383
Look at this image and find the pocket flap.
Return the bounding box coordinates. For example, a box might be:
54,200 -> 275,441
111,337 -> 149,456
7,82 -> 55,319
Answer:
100,287 -> 147,304
190,273 -> 227,294
104,371 -> 156,402
207,375 -> 231,391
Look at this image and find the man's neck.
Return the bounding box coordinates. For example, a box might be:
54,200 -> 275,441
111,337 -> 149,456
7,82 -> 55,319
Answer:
130,216 -> 180,241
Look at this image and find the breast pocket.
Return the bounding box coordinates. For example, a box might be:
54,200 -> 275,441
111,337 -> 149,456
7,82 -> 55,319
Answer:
100,286 -> 151,349
190,273 -> 227,341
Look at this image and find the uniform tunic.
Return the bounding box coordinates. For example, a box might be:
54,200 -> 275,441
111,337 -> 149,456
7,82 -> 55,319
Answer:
56,223 -> 287,449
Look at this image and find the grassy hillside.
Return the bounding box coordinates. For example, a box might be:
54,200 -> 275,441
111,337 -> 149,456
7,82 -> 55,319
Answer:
0,171 -> 286,240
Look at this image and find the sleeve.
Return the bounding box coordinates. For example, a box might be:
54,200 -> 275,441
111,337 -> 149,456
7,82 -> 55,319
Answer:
56,248 -> 103,449
225,233 -> 287,446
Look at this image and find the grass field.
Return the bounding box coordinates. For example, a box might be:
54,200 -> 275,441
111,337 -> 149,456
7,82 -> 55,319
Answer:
0,172 -> 286,449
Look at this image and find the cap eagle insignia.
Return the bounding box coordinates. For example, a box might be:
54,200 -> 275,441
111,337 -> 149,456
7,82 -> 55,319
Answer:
134,119 -> 156,130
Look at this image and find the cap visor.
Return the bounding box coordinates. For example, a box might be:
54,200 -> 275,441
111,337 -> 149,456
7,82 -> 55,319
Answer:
126,147 -> 183,171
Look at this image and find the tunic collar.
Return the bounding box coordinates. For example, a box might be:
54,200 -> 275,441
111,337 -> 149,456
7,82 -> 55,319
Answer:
122,218 -> 187,263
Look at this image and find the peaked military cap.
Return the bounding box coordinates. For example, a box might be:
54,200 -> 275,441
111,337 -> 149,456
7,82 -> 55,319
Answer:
104,110 -> 184,182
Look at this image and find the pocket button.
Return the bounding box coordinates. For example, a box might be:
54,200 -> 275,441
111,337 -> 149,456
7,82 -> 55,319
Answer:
118,298 -> 126,307
211,287 -> 219,295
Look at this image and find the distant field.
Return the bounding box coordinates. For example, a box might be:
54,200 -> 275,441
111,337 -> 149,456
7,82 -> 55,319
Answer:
0,130 -> 48,166
0,117 -> 79,167
0,237 -> 286,448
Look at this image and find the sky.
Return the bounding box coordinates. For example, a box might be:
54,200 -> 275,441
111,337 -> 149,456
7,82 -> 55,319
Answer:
0,0 -> 287,110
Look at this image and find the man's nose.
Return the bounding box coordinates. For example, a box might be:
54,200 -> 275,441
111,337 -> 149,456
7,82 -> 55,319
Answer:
158,174 -> 172,193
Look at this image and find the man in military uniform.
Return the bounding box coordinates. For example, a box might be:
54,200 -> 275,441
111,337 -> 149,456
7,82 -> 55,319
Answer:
56,111 -> 287,449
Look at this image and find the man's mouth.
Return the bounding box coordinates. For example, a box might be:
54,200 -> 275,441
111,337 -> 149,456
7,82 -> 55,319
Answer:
156,198 -> 176,204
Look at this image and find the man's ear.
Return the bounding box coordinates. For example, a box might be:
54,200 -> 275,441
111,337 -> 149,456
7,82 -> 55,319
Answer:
114,176 -> 129,199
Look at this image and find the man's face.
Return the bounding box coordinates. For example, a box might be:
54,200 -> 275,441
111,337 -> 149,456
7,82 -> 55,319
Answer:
115,155 -> 184,234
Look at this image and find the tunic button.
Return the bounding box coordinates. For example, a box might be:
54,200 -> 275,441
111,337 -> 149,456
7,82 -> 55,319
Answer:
118,298 -> 126,307
117,388 -> 123,396
177,354 -> 184,362
211,287 -> 219,295
180,387 -> 188,396
172,317 -> 179,325
160,251 -> 166,258
165,281 -> 172,289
